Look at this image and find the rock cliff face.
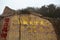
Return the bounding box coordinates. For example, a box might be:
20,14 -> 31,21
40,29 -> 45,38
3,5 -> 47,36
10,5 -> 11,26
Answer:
0,6 -> 60,40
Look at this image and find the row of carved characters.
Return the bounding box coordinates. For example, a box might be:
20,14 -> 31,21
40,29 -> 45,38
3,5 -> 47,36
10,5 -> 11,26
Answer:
20,15 -> 50,26
0,18 -> 9,40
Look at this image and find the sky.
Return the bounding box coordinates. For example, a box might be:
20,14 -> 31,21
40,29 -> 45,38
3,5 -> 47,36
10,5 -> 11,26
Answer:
0,0 -> 60,15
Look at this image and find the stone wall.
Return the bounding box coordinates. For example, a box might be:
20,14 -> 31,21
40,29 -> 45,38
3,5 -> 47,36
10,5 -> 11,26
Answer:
0,6 -> 60,40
